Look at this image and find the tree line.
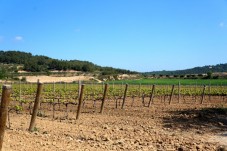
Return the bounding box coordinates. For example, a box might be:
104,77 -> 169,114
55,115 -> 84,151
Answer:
0,50 -> 137,79
144,64 -> 227,76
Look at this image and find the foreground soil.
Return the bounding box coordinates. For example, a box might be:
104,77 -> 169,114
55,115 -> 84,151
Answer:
3,97 -> 227,151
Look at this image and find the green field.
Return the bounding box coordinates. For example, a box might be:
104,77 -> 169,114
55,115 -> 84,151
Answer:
107,78 -> 227,86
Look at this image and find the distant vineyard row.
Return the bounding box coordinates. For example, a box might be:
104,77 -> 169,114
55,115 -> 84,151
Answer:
1,82 -> 226,103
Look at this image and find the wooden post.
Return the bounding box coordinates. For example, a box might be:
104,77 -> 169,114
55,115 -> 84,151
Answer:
169,85 -> 175,104
139,83 -> 141,97
121,84 -> 128,109
76,84 -> 85,120
222,85 -> 225,102
78,80 -> 81,98
53,82 -> 56,103
100,84 -> 108,114
201,85 -> 206,104
29,82 -> 43,132
148,85 -> 155,107
209,82 -> 211,102
19,80 -> 21,102
178,82 -> 180,103
53,82 -> 55,93
195,82 -> 197,102
164,86 -> 167,103
0,85 -> 12,150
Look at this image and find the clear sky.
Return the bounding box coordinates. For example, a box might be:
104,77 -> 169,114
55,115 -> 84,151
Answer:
0,0 -> 227,72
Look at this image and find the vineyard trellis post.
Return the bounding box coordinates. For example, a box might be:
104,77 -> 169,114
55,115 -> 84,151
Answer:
195,82 -> 197,102
0,85 -> 12,151
178,81 -> 180,103
139,83 -> 141,97
64,82 -> 67,92
76,84 -> 85,120
53,81 -> 56,100
19,79 -> 21,103
164,85 -> 167,103
121,84 -> 128,109
53,82 -> 55,93
100,84 -> 108,114
78,80 -> 82,98
222,85 -> 226,102
209,81 -> 211,102
201,85 -> 206,104
169,85 -> 175,104
148,85 -> 155,107
29,82 -> 43,132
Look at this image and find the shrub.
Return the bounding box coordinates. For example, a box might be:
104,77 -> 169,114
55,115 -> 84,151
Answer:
21,77 -> 26,82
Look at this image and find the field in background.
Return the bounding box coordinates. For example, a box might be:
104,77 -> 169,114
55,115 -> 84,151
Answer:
108,78 -> 227,85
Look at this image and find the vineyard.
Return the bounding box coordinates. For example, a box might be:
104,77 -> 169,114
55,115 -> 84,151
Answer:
0,81 -> 227,150
2,81 -> 227,112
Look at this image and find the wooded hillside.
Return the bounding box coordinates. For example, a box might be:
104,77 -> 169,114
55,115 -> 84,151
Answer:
145,64 -> 227,76
0,50 -> 137,75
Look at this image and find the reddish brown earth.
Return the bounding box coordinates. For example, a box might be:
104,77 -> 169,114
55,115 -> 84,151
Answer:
2,96 -> 227,151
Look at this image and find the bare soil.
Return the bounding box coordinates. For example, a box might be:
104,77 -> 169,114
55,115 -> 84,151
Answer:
19,75 -> 93,83
2,96 -> 227,151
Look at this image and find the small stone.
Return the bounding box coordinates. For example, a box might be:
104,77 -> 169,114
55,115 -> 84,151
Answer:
156,144 -> 162,149
196,130 -> 203,134
196,145 -> 203,150
34,132 -> 39,135
102,136 -> 110,142
134,139 -> 140,144
218,122 -> 224,126
178,146 -> 184,151
114,139 -> 124,145
103,125 -> 109,129
68,136 -> 73,141
52,141 -> 57,146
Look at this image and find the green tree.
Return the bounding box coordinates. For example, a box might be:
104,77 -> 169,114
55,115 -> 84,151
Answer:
82,64 -> 94,72
207,71 -> 212,79
0,67 -> 7,79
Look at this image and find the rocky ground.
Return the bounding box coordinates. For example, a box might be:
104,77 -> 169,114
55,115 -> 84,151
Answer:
2,97 -> 227,151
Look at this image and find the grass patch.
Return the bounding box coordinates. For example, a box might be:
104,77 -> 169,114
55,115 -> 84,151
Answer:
108,78 -> 227,85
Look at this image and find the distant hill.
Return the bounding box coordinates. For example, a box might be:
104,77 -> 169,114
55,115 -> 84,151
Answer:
1,50 -> 226,78
0,50 -> 137,75
144,63 -> 227,76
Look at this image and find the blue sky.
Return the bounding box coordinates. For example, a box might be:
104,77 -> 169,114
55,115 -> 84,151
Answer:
0,0 -> 227,72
